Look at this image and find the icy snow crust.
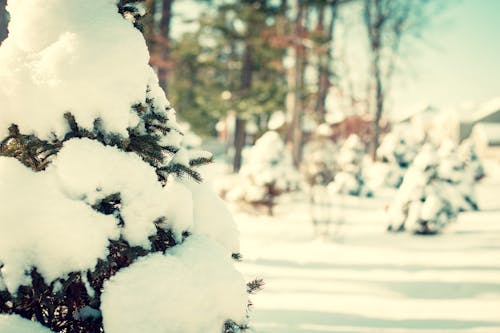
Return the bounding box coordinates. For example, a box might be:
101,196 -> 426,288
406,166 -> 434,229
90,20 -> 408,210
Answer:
0,0 -> 155,139
101,236 -> 248,333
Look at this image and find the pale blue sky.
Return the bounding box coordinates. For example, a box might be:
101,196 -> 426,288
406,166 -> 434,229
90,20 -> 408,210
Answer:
392,0 -> 500,113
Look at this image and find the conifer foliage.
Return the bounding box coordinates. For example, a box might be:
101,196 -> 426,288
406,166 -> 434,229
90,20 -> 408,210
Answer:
0,1 -> 249,332
387,140 -> 481,235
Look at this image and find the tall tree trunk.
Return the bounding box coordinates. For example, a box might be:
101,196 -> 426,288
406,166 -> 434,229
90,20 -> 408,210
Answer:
370,49 -> 383,161
142,0 -> 157,57
158,0 -> 173,93
0,0 -> 8,44
233,118 -> 246,172
315,1 -> 338,121
365,0 -> 384,161
289,0 -> 306,166
233,41 -> 253,172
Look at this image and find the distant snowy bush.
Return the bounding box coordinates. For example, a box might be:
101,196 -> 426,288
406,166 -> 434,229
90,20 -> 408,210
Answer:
0,1 -> 249,332
373,126 -> 420,188
459,139 -> 485,182
301,125 -> 337,187
328,134 -> 372,197
387,140 -> 479,235
221,131 -> 300,215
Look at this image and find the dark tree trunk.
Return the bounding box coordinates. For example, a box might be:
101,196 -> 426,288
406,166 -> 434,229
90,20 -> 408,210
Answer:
371,49 -> 383,160
142,0 -> 157,56
233,41 -> 253,172
365,0 -> 384,161
290,0 -> 306,167
158,0 -> 173,92
315,1 -> 338,121
233,117 -> 247,172
0,0 -> 8,44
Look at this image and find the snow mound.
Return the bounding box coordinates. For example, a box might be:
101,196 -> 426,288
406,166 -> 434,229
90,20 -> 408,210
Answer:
101,236 -> 248,333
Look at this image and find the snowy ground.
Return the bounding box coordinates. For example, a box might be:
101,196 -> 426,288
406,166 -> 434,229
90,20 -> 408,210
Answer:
202,160 -> 500,333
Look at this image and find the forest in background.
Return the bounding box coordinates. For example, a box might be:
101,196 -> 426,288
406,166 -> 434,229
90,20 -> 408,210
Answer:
0,0 -> 441,171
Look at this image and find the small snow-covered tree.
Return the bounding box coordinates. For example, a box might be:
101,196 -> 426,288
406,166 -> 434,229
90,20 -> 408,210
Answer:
387,144 -> 451,234
301,124 -> 337,188
222,131 -> 300,215
300,124 -> 337,234
437,140 -> 479,211
329,134 -> 372,197
375,127 -> 419,188
387,141 -> 479,235
0,1 -> 250,332
459,139 -> 485,182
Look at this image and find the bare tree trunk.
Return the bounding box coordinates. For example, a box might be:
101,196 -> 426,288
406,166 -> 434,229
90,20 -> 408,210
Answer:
142,0 -> 157,56
0,0 -> 8,44
233,118 -> 246,172
233,41 -> 253,172
371,49 -> 383,160
158,0 -> 173,92
365,0 -> 383,161
289,0 -> 306,167
315,1 -> 338,121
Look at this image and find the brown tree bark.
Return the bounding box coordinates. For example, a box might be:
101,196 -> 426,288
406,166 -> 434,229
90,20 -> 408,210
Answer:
158,0 -> 173,92
371,48 -> 383,160
233,41 -> 253,172
289,0 -> 306,167
365,0 -> 383,161
315,1 -> 338,121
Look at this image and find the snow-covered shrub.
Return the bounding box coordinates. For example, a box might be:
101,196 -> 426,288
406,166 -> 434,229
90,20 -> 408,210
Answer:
375,127 -> 419,188
0,1 -> 249,332
437,140 -> 479,211
300,124 -> 337,187
387,145 -> 450,234
329,134 -> 372,196
300,124 -> 337,232
387,141 -> 479,235
222,131 -> 300,215
459,139 -> 485,181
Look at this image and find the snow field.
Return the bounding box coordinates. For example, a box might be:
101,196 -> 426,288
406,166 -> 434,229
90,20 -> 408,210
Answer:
204,160 -> 500,333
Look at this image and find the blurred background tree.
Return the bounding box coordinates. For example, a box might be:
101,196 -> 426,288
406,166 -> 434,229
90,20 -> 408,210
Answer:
0,0 -> 440,171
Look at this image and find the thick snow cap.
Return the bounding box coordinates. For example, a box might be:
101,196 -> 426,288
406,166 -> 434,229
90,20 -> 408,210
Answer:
0,0 -> 168,139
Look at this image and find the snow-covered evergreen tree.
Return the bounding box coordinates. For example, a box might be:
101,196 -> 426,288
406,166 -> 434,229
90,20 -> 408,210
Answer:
459,139 -> 485,182
387,144 -> 449,234
329,134 -> 372,197
375,127 -> 419,188
387,141 -> 479,235
300,124 -> 337,187
222,131 -> 300,215
0,1 -> 249,332
300,124 -> 337,234
437,139 -> 479,211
